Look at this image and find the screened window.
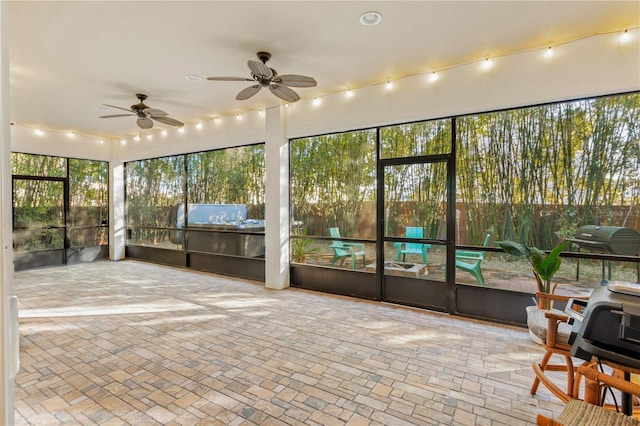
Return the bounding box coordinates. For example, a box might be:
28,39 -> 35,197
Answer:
380,119 -> 451,159
290,130 -> 376,266
457,93 -> 640,286
125,144 -> 266,258
12,152 -> 66,177
69,159 -> 109,248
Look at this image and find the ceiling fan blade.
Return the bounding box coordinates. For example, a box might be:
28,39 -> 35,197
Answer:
103,104 -> 133,113
236,84 -> 261,100
248,60 -> 273,80
274,74 -> 317,88
143,108 -> 169,117
137,118 -> 154,129
269,84 -> 300,103
152,116 -> 184,127
99,113 -> 135,118
207,76 -> 254,82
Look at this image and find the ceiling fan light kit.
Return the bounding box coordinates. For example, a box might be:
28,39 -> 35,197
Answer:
207,51 -> 317,103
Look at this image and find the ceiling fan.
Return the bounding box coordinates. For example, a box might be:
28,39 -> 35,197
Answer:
207,51 -> 317,103
99,94 -> 184,129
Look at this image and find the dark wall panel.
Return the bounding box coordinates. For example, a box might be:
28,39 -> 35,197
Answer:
126,246 -> 187,268
456,284 -> 531,326
189,252 -> 265,281
291,265 -> 377,299
383,276 -> 448,312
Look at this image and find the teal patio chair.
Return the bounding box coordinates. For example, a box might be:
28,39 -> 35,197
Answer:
455,233 -> 491,285
394,226 -> 431,264
329,227 -> 366,269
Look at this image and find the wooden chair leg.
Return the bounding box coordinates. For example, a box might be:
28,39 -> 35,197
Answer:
532,350 -> 554,395
536,414 -> 561,426
565,355 -> 575,397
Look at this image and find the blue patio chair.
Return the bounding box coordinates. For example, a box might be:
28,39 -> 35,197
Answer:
455,233 -> 491,285
394,226 -> 431,264
329,227 -> 366,269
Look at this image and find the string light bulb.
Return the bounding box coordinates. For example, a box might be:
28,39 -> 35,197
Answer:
35,129 -> 44,136
428,72 -> 439,82
620,29 -> 630,43
481,57 -> 493,70
313,97 -> 321,106
161,129 -> 167,136
386,81 -> 393,91
195,122 -> 203,130
346,88 -> 353,98
545,46 -> 554,59
178,127 -> 185,133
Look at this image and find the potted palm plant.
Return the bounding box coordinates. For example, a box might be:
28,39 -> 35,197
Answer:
497,239 -> 570,343
496,239 -> 570,297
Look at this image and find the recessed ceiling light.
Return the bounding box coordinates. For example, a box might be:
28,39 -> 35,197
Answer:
360,11 -> 382,26
185,74 -> 203,82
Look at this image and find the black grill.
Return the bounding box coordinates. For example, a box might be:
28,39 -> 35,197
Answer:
569,225 -> 640,256
568,285 -> 640,414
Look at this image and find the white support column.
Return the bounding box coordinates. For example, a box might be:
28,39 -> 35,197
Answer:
109,160 -> 126,261
264,106 -> 289,289
0,2 -> 16,423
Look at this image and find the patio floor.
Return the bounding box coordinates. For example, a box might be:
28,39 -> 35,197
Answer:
12,260 -> 571,425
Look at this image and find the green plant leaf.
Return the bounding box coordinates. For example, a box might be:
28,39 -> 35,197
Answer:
536,241 -> 570,280
496,240 -> 530,257
497,239 -> 569,293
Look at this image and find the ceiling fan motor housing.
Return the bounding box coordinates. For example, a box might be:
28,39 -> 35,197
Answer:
132,94 -> 148,112
257,51 -> 272,63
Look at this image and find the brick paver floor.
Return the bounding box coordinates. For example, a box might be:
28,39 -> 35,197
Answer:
13,260 -> 567,425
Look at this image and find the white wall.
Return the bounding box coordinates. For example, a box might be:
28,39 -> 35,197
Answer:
0,2 -> 16,424
112,112 -> 266,162
11,125 -> 113,162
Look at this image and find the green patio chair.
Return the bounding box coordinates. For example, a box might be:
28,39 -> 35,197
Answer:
394,226 -> 431,264
455,233 -> 491,285
329,227 -> 366,269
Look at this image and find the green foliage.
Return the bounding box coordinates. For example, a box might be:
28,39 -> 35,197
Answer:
290,130 -> 376,237
126,145 -> 266,244
458,93 -> 640,248
291,121 -> 452,239
497,240 -> 570,294
11,154 -> 109,252
11,153 -> 66,177
291,237 -> 318,263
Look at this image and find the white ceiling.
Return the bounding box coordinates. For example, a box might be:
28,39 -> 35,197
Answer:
6,1 -> 639,140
